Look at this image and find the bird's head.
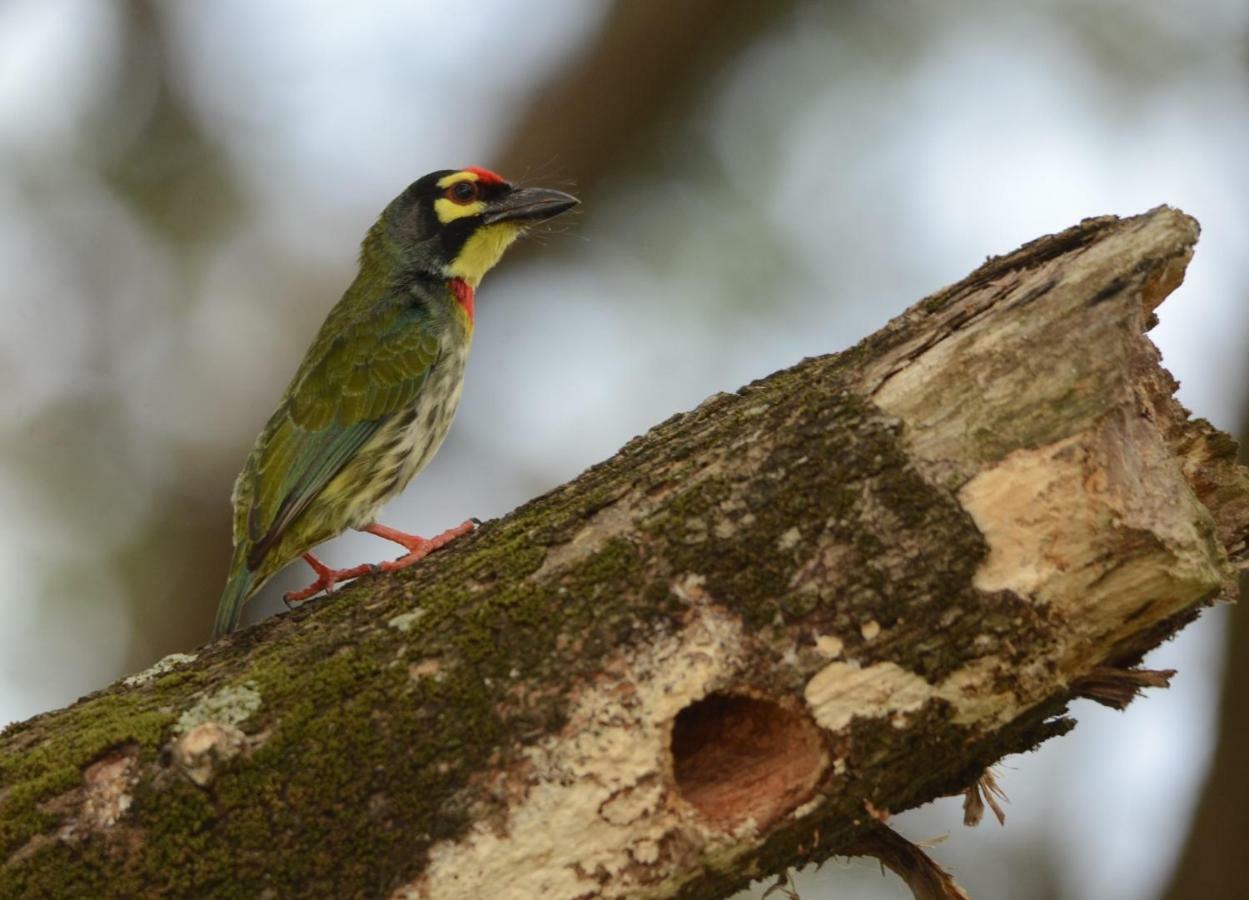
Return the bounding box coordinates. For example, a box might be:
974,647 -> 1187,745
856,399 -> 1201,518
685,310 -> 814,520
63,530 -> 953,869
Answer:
378,167 -> 578,289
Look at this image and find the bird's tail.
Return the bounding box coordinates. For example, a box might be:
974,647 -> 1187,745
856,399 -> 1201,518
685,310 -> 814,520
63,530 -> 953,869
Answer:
213,559 -> 256,639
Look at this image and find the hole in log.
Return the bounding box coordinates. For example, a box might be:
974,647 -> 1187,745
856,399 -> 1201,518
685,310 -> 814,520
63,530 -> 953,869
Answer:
671,693 -> 827,830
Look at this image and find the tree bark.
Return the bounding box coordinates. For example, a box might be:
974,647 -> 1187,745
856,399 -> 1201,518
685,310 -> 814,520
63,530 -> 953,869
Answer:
2,207 -> 1244,900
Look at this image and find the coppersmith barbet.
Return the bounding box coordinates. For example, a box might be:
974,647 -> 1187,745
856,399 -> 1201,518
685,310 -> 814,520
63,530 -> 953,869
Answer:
213,168 -> 578,637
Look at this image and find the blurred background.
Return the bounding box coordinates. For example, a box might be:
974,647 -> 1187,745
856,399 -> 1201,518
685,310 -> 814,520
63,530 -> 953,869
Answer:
1,1 -> 1246,897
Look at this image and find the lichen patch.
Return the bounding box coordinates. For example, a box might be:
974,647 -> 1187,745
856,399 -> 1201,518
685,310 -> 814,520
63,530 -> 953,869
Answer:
388,610 -> 426,633
123,652 -> 198,687
175,681 -> 262,735
776,527 -> 802,551
166,682 -> 265,787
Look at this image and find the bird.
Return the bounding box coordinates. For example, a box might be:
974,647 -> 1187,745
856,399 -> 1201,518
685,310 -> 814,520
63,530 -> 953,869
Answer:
212,167 -> 578,637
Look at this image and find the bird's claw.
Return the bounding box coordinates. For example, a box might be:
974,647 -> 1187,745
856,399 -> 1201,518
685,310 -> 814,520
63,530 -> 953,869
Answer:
284,520 -> 479,610
284,554 -> 376,608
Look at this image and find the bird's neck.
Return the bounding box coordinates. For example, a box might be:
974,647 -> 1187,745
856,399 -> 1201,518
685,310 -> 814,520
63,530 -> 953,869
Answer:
359,217 -> 477,329
361,218 -> 424,276
356,220 -> 448,303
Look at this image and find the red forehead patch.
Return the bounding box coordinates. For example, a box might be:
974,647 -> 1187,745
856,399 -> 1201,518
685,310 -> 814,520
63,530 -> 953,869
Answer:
464,166 -> 505,185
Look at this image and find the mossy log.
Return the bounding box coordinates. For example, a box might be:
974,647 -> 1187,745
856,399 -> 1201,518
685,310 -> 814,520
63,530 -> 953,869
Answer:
3,207 -> 1246,900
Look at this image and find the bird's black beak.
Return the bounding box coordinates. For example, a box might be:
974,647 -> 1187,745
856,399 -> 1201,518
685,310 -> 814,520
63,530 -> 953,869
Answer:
483,186 -> 579,225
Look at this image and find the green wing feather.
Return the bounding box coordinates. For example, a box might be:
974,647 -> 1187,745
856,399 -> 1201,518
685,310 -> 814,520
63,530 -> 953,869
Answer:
234,296 -> 443,573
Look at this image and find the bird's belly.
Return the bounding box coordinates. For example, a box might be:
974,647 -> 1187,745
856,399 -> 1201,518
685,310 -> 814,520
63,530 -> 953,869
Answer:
324,342 -> 470,531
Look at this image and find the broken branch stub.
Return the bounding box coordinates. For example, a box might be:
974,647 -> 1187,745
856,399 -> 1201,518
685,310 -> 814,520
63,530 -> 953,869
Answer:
2,206 -> 1245,900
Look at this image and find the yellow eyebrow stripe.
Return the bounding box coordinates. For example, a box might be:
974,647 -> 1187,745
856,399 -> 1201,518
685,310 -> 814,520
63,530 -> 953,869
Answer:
436,170 -> 480,189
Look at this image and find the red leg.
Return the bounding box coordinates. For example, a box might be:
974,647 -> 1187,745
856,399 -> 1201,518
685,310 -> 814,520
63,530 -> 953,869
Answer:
284,553 -> 376,607
363,519 -> 477,572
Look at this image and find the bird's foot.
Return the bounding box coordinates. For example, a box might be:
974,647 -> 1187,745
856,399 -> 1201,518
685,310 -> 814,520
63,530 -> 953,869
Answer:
284,553 -> 377,608
363,519 -> 477,572
283,521 -> 477,608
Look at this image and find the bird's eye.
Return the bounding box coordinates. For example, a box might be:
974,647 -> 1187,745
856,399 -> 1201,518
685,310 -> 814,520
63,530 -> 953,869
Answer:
446,181 -> 480,204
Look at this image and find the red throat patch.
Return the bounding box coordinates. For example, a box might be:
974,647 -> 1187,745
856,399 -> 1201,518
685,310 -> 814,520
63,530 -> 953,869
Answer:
449,278 -> 475,325
464,165 -> 505,185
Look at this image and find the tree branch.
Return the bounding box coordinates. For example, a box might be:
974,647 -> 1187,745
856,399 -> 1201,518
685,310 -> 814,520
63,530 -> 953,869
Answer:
2,207 -> 1244,900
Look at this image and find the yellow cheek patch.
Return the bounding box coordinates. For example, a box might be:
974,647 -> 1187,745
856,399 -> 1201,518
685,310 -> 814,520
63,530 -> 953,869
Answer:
444,222 -> 522,288
433,196 -> 485,224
